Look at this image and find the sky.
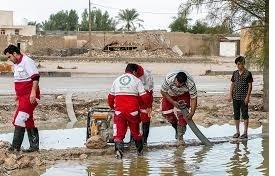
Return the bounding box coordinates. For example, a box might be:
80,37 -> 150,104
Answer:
0,0 -> 207,30
0,0 -> 274,173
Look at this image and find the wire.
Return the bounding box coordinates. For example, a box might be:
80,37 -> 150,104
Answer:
91,1 -> 216,15
91,2 -> 178,15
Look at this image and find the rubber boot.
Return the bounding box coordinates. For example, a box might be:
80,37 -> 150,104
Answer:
128,135 -> 135,149
8,126 -> 25,152
172,123 -> 178,139
23,128 -> 39,152
142,122 -> 150,145
108,137 -> 114,143
177,125 -> 187,145
115,142 -> 124,159
135,140 -> 143,156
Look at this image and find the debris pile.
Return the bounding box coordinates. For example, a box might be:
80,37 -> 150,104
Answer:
103,40 -> 142,51
137,32 -> 170,51
32,48 -> 88,57
82,48 -> 179,58
30,32 -> 181,58
0,141 -> 45,171
0,63 -> 12,72
85,135 -> 107,149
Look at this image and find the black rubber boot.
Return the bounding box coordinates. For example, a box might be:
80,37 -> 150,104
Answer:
177,125 -> 187,141
115,142 -> 124,159
135,140 -> 143,156
23,128 -> 39,152
8,126 -> 25,152
142,122 -> 150,145
108,137 -> 114,143
172,123 -> 178,139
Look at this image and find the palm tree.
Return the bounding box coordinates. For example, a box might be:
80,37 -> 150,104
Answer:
117,9 -> 144,31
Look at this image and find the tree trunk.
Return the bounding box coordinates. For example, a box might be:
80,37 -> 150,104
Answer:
263,0 -> 269,111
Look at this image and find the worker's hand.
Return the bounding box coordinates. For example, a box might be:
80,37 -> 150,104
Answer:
228,95 -> 232,102
146,108 -> 152,117
172,101 -> 180,109
186,112 -> 194,121
30,92 -> 37,104
244,96 -> 249,105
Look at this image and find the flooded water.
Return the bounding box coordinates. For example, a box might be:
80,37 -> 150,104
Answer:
1,123 -> 268,176
11,137 -> 268,176
0,124 -> 263,149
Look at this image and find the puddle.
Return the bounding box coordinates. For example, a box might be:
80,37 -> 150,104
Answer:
0,124 -> 263,149
1,123 -> 268,176
39,136 -> 268,176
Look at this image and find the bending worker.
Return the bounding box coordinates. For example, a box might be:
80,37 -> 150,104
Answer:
108,63 -> 150,158
160,70 -> 198,144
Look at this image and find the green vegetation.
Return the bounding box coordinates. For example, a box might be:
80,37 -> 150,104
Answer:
169,17 -> 233,34
179,0 -> 269,110
116,9 -> 144,31
42,10 -> 79,31
79,9 -> 116,31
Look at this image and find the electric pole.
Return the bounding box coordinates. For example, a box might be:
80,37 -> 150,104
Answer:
88,0 -> 92,56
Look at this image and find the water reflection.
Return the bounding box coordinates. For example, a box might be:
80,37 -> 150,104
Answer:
193,145 -> 212,165
36,136 -> 268,176
173,146 -> 192,175
258,122 -> 269,176
227,141 -> 249,176
4,124 -> 268,176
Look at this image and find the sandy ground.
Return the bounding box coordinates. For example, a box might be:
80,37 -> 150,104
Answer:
0,58 -> 268,171
37,59 -> 236,76
2,56 -> 239,76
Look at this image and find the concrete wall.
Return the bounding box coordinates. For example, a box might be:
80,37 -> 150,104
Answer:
0,10 -> 35,36
0,32 -> 220,56
165,32 -> 219,56
0,28 -> 19,35
0,35 -> 8,51
0,10 -> 13,26
64,36 -> 77,48
77,32 -> 137,49
3,35 -> 65,54
0,25 -> 36,36
219,41 -> 237,57
19,26 -> 36,36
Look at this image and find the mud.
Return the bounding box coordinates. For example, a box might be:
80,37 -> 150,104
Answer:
0,92 -> 268,171
0,58 -> 268,171
0,93 -> 267,132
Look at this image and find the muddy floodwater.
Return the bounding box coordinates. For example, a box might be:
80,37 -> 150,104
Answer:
1,123 -> 268,176
42,138 -> 268,176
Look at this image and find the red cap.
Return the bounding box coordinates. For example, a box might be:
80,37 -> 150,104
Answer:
137,65 -> 144,78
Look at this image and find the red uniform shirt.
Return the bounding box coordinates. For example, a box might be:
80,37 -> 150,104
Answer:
108,73 -> 150,114
13,55 -> 40,99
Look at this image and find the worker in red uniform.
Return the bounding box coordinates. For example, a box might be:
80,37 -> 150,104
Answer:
136,65 -> 154,145
4,44 -> 40,152
161,70 -> 198,144
108,63 -> 150,158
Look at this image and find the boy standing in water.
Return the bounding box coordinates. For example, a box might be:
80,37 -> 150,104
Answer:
229,56 -> 253,139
